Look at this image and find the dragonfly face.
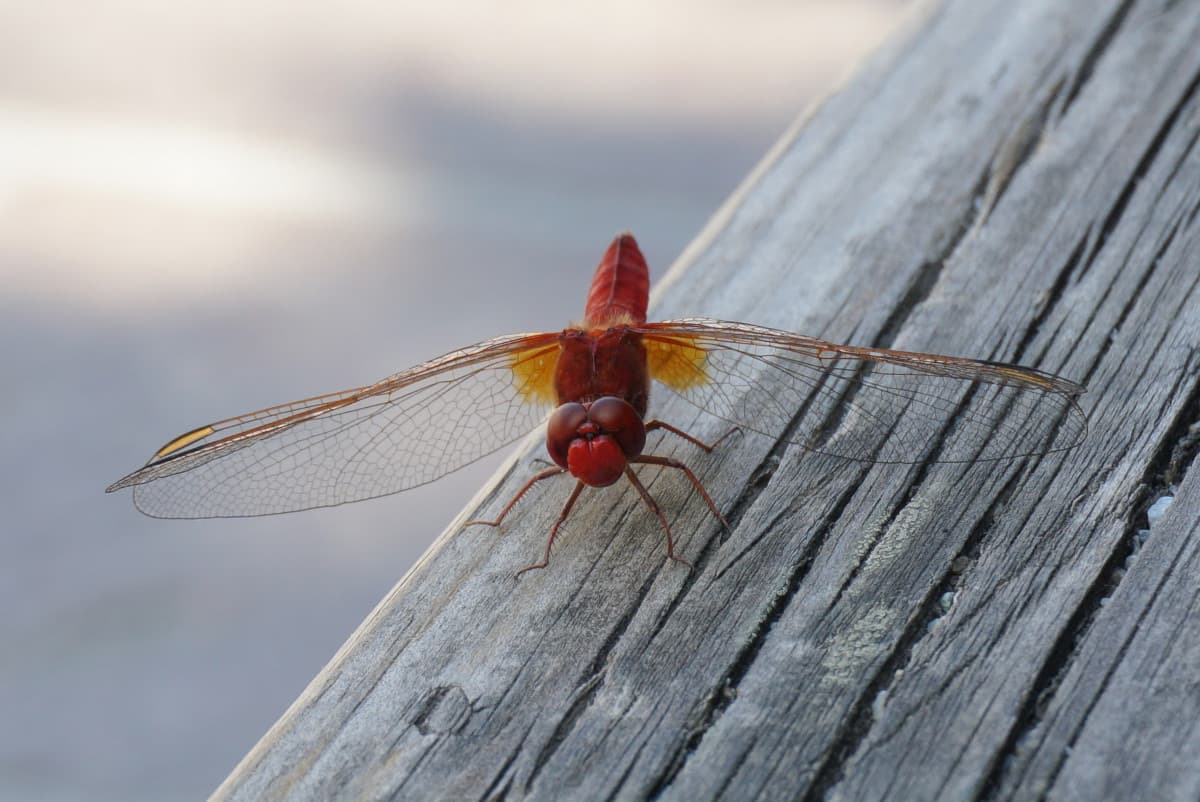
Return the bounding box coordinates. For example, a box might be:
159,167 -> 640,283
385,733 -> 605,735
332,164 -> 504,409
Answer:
546,397 -> 648,488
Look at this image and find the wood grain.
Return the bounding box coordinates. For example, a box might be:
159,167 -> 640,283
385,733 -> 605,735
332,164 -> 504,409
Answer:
214,0 -> 1200,799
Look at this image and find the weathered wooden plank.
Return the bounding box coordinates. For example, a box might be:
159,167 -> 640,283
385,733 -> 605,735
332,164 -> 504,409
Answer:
213,0 -> 1200,800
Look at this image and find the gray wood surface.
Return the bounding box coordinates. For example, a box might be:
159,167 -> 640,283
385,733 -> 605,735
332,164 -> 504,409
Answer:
213,0 -> 1200,799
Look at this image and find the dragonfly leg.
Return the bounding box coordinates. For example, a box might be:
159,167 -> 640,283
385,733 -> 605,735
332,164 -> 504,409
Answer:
516,479 -> 586,577
623,466 -> 692,568
644,420 -> 739,452
465,466 -> 566,528
631,454 -> 728,529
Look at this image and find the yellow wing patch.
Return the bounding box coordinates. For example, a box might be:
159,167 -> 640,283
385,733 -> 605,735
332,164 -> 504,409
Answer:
155,425 -> 216,458
992,365 -> 1052,387
647,335 -> 709,389
510,344 -> 560,403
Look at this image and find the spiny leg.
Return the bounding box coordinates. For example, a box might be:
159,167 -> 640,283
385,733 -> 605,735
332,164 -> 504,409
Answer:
465,466 -> 566,528
644,419 -> 739,452
623,466 -> 692,568
516,479 -> 586,577
632,454 -> 728,529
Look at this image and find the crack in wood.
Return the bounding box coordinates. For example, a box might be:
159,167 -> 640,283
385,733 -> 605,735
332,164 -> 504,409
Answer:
709,501 -> 792,585
611,693 -> 680,800
1130,363 -> 1200,543
988,560 -> 1168,800
644,479 -> 863,798
523,672 -> 605,789
1083,214 -> 1184,393
1014,234 -> 1089,370
978,76 -> 1068,224
874,257 -> 958,354
1185,187 -> 1200,230
1160,371 -> 1200,491
1077,59 -> 1200,282
1060,0 -> 1138,116
523,569 -> 657,789
478,727 -> 529,802
808,470 -> 1024,802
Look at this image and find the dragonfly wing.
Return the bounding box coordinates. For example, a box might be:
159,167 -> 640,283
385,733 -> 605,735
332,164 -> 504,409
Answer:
638,318 -> 1087,464
107,332 -> 563,518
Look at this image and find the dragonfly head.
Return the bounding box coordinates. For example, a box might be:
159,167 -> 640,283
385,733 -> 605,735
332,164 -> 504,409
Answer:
547,397 -> 646,487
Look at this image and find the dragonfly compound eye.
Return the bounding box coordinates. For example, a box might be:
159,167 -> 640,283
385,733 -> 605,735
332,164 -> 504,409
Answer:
586,397 -> 647,459
547,402 -> 589,469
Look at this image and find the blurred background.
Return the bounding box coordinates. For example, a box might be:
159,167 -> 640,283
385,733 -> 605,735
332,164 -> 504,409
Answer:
0,2 -> 912,799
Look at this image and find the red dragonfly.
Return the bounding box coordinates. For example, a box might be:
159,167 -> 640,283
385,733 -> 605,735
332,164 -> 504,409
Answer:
107,234 -> 1087,573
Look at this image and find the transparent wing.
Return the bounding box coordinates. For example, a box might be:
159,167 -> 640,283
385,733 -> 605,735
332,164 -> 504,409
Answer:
638,318 -> 1087,464
106,332 -> 563,518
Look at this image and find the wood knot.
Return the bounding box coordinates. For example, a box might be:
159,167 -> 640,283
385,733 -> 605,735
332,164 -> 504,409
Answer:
412,685 -> 472,736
